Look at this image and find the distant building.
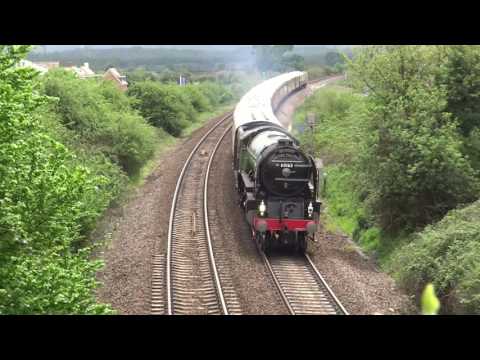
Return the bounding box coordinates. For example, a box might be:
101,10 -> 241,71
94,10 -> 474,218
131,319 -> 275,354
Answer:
18,60 -> 129,93
17,60 -> 49,74
35,61 -> 60,70
103,67 -> 128,91
65,62 -> 96,79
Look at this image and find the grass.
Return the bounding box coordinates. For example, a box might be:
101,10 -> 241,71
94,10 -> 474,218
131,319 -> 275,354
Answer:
129,127 -> 177,187
130,102 -> 235,190
180,102 -> 234,138
292,84 -> 406,266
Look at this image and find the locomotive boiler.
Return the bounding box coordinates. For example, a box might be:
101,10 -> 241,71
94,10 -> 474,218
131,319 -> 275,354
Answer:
232,71 -> 321,253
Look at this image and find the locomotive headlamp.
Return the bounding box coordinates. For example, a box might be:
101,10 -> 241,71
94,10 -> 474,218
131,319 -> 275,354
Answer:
308,202 -> 314,218
259,200 -> 266,217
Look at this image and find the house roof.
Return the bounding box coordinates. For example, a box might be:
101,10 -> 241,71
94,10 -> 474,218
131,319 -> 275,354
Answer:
105,67 -> 128,85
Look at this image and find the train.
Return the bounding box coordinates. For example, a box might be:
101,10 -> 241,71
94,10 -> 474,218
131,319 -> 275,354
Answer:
232,71 -> 321,253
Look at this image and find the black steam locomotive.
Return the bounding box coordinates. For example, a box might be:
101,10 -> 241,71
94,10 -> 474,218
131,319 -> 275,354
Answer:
232,72 -> 321,253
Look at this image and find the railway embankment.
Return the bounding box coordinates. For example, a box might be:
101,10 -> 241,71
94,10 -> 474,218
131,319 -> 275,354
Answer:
283,81 -> 415,315
95,111 -> 235,314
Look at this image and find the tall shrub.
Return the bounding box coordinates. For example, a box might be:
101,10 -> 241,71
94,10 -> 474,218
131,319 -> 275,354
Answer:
349,46 -> 480,233
0,45 -> 113,314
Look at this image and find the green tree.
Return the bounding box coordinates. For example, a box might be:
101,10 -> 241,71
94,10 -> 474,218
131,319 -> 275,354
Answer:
127,81 -> 192,136
325,51 -> 344,67
349,45 -> 479,232
0,45 -> 113,314
436,45 -> 480,136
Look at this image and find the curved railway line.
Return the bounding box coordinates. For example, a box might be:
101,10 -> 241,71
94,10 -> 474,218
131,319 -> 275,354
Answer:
261,75 -> 348,315
152,113 -> 240,315
151,75 -> 349,315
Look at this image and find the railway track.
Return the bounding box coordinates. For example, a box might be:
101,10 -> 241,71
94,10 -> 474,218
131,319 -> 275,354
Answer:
152,113 -> 236,315
262,251 -> 348,315
151,75 -> 348,316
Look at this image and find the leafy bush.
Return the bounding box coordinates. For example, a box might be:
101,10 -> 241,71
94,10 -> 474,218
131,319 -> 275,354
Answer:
36,105 -> 128,222
99,80 -> 138,111
349,46 -> 480,233
41,70 -> 157,176
305,66 -> 328,80
198,81 -> 233,106
127,81 -> 192,136
296,87 -> 366,164
183,84 -> 212,112
128,80 -> 233,137
0,133 -> 112,252
0,246 -> 114,315
388,200 -> 480,314
93,111 -> 157,176
0,45 -> 114,314
435,45 -> 480,137
463,127 -> 480,172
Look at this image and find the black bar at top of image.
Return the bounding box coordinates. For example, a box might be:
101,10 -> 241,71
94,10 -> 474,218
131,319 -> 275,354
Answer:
3,6 -> 480,45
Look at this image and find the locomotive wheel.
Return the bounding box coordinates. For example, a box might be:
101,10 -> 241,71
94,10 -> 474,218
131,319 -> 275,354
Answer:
256,232 -> 266,253
264,233 -> 271,254
297,234 -> 307,254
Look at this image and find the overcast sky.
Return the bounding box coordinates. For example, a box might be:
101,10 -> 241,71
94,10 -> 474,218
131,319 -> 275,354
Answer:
37,45 -> 348,52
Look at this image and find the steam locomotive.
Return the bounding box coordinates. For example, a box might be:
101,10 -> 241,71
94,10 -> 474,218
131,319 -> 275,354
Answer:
232,72 -> 321,253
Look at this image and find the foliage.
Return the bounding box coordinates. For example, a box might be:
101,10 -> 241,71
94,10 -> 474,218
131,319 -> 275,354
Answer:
294,45 -> 480,314
0,45 -> 113,314
348,45 -> 480,233
0,247 -> 115,314
197,81 -> 233,106
127,81 -> 190,136
389,200 -> 480,314
435,45 -> 480,137
128,80 -> 233,137
325,51 -> 345,67
183,84 -> 212,112
305,66 -> 329,80
41,69 -> 157,176
464,128 -> 480,171
296,87 -> 366,164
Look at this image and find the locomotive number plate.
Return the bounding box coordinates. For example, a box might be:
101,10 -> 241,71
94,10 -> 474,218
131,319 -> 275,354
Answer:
280,163 -> 294,168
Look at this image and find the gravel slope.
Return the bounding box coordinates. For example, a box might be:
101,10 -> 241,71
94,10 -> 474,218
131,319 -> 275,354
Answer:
95,114 -> 231,314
